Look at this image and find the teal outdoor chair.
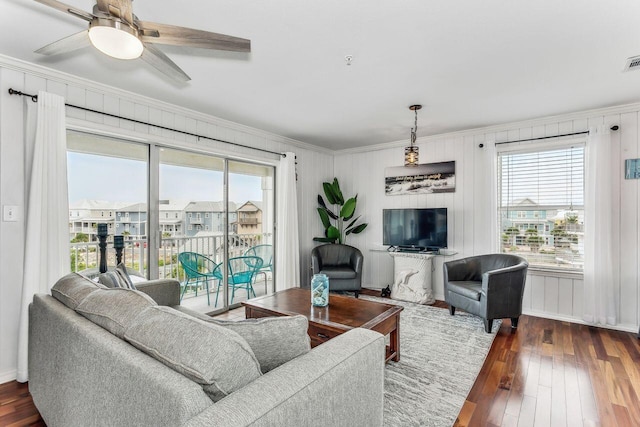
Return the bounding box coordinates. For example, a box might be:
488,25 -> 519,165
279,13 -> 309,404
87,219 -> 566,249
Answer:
244,244 -> 273,292
178,252 -> 222,306
213,256 -> 264,305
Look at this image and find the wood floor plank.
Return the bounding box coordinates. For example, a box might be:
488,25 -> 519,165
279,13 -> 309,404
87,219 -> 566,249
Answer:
533,385 -> 552,427
517,395 -> 536,427
454,400 -> 476,427
563,360 -> 584,427
550,362 -> 567,427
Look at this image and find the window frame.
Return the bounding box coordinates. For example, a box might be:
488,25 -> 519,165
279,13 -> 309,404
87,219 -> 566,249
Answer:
496,137 -> 586,274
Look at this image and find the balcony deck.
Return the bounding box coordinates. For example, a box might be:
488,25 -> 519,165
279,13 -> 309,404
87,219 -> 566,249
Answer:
181,274 -> 273,314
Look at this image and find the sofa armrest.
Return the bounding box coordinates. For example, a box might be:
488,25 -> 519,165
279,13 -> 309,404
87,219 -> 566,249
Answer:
182,328 -> 385,427
136,279 -> 180,306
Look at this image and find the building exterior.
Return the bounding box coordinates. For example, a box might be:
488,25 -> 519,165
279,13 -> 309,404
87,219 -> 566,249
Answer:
183,201 -> 238,237
69,199 -> 128,242
235,201 -> 263,235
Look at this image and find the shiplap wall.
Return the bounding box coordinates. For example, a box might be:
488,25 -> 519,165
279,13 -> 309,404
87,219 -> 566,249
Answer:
0,57 -> 333,382
335,108 -> 639,333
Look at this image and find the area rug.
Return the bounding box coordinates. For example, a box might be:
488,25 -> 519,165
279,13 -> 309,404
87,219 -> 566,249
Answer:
361,295 -> 500,427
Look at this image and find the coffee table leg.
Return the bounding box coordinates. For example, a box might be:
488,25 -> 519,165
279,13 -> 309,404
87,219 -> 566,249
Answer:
390,317 -> 400,362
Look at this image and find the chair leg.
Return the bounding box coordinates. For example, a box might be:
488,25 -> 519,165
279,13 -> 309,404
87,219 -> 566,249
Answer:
205,279 -> 210,306
354,291 -> 359,298
214,280 -> 221,307
483,319 -> 494,333
511,317 -> 519,329
448,305 -> 456,316
230,286 -> 236,304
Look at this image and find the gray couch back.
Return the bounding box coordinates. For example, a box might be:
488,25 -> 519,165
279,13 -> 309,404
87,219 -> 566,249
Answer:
29,294 -> 212,427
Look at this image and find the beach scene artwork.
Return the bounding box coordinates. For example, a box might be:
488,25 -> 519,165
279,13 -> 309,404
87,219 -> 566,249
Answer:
385,161 -> 455,195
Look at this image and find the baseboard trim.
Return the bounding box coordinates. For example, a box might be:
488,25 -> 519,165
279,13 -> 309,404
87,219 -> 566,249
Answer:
0,369 -> 17,385
522,309 -> 639,334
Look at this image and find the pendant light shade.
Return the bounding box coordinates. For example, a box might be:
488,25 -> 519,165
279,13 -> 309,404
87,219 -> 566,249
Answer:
404,105 -> 422,167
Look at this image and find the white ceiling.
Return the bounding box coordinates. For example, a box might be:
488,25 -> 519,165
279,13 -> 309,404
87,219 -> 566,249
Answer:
2,0 -> 640,150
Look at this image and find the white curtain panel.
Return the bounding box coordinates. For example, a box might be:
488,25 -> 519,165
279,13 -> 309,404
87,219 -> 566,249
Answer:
485,141 -> 499,253
583,125 -> 616,326
16,91 -> 70,382
275,152 -> 300,290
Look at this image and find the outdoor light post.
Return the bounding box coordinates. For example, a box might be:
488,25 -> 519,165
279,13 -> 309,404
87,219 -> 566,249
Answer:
97,223 -> 108,273
114,235 -> 124,265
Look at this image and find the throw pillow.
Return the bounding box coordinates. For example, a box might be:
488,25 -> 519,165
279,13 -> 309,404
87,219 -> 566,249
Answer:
173,305 -> 311,373
98,263 -> 136,289
75,288 -> 157,338
124,306 -> 262,402
51,272 -> 106,310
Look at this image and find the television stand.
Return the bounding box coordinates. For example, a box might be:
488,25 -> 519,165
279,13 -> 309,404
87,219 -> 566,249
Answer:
396,245 -> 426,253
388,252 -> 435,304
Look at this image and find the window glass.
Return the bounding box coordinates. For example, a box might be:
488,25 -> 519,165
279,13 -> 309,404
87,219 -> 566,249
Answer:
498,144 -> 584,271
67,132 -> 148,276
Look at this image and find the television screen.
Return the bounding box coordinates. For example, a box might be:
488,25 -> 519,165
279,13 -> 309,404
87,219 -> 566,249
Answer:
383,208 -> 448,250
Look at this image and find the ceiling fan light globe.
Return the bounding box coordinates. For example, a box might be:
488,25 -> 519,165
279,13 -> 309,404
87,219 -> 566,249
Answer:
88,25 -> 143,60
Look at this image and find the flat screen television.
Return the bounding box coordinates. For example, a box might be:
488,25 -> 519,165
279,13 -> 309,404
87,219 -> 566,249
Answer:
383,208 -> 448,250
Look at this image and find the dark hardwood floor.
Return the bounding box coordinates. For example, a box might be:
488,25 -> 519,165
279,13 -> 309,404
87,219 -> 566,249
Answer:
2,291 -> 639,426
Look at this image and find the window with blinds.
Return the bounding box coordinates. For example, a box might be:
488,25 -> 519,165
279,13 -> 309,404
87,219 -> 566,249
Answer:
498,143 -> 585,271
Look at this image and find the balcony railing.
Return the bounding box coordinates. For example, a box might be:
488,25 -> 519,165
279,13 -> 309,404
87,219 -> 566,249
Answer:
71,232 -> 272,298
238,218 -> 258,225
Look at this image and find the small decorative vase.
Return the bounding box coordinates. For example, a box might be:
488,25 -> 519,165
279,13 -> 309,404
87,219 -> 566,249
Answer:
311,274 -> 329,307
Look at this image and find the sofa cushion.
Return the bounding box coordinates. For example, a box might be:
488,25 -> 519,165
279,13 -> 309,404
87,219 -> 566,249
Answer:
51,272 -> 106,310
75,288 -> 157,338
447,281 -> 483,301
319,266 -> 356,279
98,263 -> 136,289
173,305 -> 311,373
124,306 -> 262,402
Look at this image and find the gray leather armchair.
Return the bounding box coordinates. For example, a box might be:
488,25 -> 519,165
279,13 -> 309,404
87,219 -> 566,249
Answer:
443,254 -> 528,333
311,244 -> 363,298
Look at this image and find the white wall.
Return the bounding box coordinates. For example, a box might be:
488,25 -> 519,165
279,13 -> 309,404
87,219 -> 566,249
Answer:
335,104 -> 640,334
0,56 -> 333,382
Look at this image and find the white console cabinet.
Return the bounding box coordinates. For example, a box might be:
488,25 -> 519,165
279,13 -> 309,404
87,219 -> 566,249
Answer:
388,252 -> 436,304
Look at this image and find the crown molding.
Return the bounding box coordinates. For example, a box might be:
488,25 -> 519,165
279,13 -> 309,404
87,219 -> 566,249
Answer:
335,101 -> 640,155
0,54 -> 333,155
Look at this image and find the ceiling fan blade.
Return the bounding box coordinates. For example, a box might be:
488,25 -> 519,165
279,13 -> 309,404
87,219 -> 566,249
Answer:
140,44 -> 191,82
137,21 -> 250,52
35,30 -> 90,55
33,0 -> 94,21
96,0 -> 133,25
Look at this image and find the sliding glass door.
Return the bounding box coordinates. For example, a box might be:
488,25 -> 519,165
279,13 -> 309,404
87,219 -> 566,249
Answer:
226,160 -> 275,306
67,132 -> 148,277
67,131 -> 275,315
158,148 -> 226,313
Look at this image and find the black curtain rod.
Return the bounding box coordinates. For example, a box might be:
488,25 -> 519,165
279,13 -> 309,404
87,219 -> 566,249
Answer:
493,126 -> 619,146
8,88 -> 286,158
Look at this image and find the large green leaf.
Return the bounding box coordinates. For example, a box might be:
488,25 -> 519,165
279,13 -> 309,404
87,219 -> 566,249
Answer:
346,223 -> 368,235
345,215 -> 361,230
317,195 -> 327,209
343,195 -> 357,221
340,197 -> 356,219
332,178 -> 344,205
327,225 -> 340,240
323,182 -> 337,205
317,208 -> 331,229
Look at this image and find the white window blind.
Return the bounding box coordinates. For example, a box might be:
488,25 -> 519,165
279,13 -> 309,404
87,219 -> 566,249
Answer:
498,144 -> 585,271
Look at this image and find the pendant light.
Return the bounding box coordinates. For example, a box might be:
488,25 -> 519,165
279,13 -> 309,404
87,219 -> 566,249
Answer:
404,105 -> 422,167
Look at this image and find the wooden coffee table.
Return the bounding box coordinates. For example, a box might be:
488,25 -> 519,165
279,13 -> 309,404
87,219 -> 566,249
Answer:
242,288 -> 403,362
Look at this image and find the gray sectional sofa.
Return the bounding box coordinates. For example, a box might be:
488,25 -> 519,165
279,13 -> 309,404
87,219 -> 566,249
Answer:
29,274 -> 385,427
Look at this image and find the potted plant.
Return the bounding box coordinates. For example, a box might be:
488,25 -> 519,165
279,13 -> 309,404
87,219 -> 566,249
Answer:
313,178 -> 367,244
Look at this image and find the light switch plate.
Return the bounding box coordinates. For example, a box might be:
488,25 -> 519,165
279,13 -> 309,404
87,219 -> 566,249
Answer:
3,205 -> 19,222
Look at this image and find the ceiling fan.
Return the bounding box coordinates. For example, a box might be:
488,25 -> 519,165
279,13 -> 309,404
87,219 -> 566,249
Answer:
33,0 -> 251,81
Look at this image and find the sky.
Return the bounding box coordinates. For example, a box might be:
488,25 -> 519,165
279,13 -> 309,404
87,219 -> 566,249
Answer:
67,152 -> 264,204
